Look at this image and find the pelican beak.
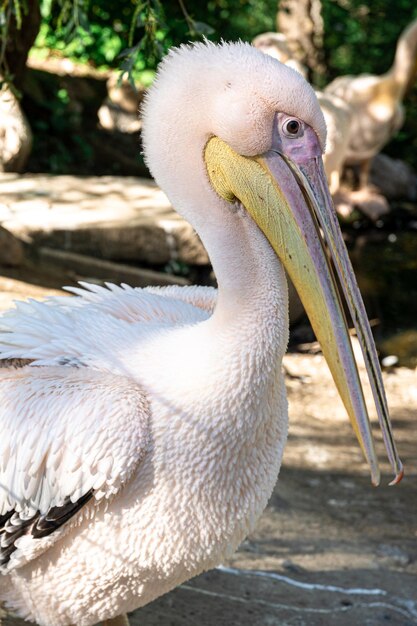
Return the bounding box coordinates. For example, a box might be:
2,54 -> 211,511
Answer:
204,136 -> 403,486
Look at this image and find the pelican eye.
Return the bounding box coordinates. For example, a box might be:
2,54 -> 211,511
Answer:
282,118 -> 303,138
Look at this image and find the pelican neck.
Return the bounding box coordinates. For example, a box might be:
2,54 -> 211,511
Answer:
199,207 -> 287,330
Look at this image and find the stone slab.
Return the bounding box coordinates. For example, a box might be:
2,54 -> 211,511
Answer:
0,227 -> 24,266
0,275 -> 64,312
37,248 -> 190,287
0,174 -> 209,265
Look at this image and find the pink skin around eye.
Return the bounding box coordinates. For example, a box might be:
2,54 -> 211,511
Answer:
272,112 -> 322,164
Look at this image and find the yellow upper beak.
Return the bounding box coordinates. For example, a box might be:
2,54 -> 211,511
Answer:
204,136 -> 403,486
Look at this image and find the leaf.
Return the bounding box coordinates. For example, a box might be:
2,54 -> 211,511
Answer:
13,0 -> 22,30
117,43 -> 141,59
77,8 -> 90,32
192,21 -> 215,36
62,17 -> 76,43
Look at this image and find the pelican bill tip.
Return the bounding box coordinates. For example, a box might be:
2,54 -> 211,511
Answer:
388,465 -> 404,486
369,464 -> 381,487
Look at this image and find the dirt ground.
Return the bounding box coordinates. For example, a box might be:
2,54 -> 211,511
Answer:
1,275 -> 416,626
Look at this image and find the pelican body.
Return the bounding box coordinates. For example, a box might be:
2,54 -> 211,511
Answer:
0,42 -> 401,626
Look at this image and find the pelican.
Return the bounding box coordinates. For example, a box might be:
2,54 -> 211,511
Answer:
0,42 -> 402,626
325,18 -> 417,188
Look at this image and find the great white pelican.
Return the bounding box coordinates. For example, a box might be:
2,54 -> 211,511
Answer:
0,42 -> 402,626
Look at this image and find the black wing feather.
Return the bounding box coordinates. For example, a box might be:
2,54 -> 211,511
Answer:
0,489 -> 94,567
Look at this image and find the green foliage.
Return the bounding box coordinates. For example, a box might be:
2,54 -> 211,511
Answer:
0,0 -> 26,87
33,0 -> 137,69
322,0 -> 417,80
29,1 -> 417,101
30,0 -> 277,82
26,73 -> 91,173
3,0 -> 417,170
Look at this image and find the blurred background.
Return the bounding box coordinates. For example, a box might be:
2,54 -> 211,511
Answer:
1,2 -> 417,624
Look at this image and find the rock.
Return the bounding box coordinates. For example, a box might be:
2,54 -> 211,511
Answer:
381,355 -> 399,368
0,173 -> 209,265
27,55 -> 111,80
380,329 -> 417,368
370,153 -> 417,200
98,75 -> 146,134
0,226 -> 24,266
23,61 -> 146,176
350,187 -> 390,221
3,614 -> 34,625
332,188 -> 355,219
37,248 -> 190,287
0,275 -> 64,312
0,85 -> 33,172
98,101 -> 142,133
333,186 -> 390,221
107,74 -> 146,114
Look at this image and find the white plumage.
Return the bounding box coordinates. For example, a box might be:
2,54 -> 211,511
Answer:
0,272 -> 286,625
0,41 -> 400,626
0,264 -> 288,625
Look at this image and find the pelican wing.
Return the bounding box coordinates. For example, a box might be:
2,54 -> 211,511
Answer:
0,365 -> 149,572
0,282 -> 212,572
0,283 -> 213,368
144,285 -> 217,313
61,282 -> 217,319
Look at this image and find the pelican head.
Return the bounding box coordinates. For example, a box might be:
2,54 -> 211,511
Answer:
142,41 -> 402,485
